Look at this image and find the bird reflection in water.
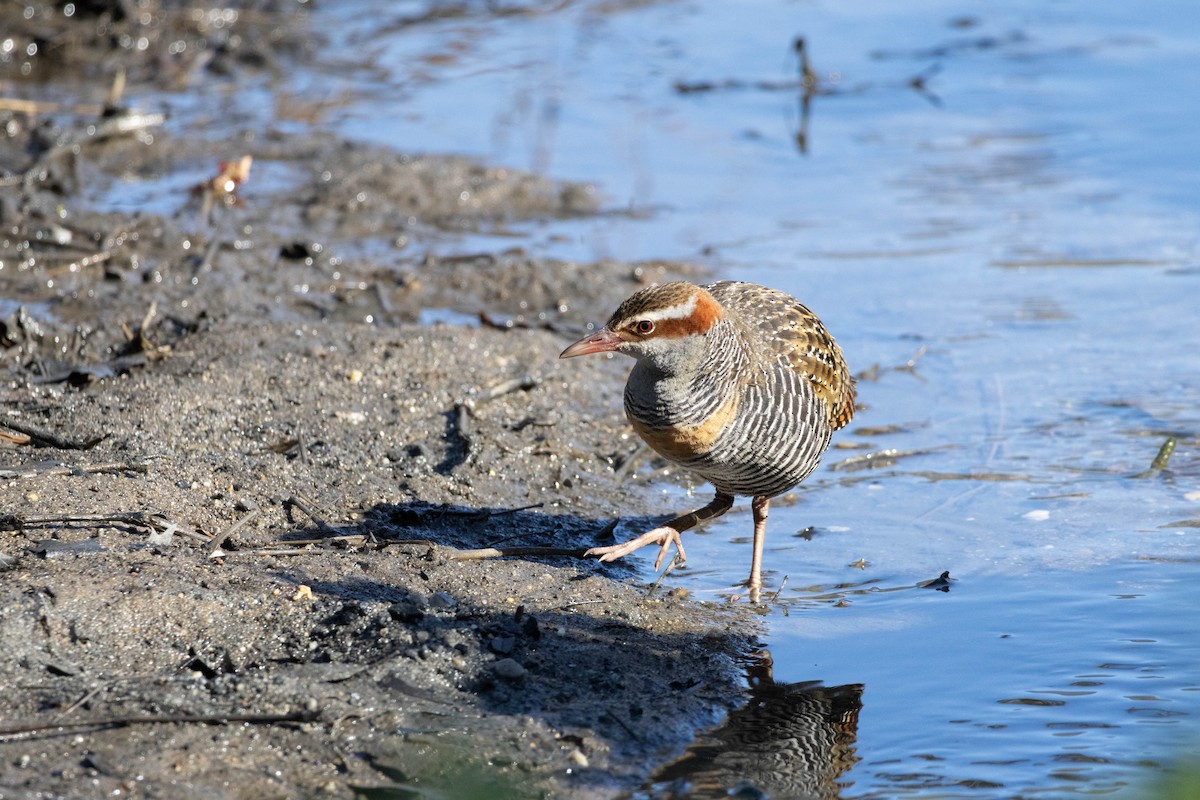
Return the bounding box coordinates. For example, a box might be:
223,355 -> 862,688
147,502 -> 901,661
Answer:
644,650 -> 863,799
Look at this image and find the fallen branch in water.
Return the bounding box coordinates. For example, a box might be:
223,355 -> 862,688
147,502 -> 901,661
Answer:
828,447 -> 942,472
1131,436 -> 1176,478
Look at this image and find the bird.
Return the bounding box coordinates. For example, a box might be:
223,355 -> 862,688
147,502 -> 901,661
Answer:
559,280 -> 855,600
649,650 -> 863,798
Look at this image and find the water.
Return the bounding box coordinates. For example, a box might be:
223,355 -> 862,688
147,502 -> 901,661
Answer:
786,565 -> 1200,797
114,0 -> 1200,794
304,0 -> 1200,795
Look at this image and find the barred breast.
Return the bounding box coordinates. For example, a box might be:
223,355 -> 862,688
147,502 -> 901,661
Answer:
623,280 -> 854,499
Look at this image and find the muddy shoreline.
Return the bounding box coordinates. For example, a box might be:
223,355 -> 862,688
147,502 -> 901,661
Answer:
2,323 -> 760,800
1,4 -> 764,798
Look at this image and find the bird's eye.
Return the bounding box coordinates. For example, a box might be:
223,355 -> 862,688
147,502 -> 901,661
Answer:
635,320 -> 655,335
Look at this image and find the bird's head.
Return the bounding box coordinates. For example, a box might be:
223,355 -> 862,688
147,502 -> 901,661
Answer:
559,282 -> 724,373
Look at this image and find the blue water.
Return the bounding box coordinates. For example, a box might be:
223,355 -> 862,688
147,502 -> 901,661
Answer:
103,0 -> 1200,794
785,565 -> 1200,797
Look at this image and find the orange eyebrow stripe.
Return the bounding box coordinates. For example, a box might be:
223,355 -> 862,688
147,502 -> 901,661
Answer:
693,289 -> 724,328
647,290 -> 723,338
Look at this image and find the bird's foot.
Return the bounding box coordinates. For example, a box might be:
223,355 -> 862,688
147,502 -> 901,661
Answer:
745,569 -> 763,604
585,525 -> 686,570
746,582 -> 762,605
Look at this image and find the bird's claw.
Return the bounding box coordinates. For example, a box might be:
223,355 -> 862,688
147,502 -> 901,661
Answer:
652,529 -> 685,570
585,525 -> 686,570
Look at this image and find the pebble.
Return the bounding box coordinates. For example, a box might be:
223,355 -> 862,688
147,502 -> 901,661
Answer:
493,658 -> 526,679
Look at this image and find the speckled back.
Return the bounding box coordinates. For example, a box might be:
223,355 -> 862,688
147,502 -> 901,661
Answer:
705,281 -> 856,432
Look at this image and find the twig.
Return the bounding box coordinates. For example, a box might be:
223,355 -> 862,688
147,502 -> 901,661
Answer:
1131,436 -> 1177,478
107,68 -> 126,108
409,502 -> 543,523
297,432 -> 310,466
285,495 -> 343,537
281,534 -> 370,547
487,502 -> 544,517
372,282 -> 396,325
53,686 -> 105,723
0,429 -> 31,446
551,599 -> 604,611
0,461 -> 150,479
601,711 -> 641,742
138,301 -> 158,346
450,402 -> 474,466
796,37 -> 818,90
855,345 -> 930,384
1151,437 -> 1177,470
206,508 -> 261,556
449,546 -> 593,561
645,552 -> 683,598
213,547 -> 316,558
0,511 -> 208,544
38,250 -> 113,276
376,538 -> 438,548
614,443 -> 649,479
917,570 -> 956,591
480,505 -> 553,548
897,344 -> 928,376
472,375 -> 542,406
0,98 -> 105,115
477,311 -> 510,330
0,710 -> 319,739
0,416 -> 105,450
219,536 -> 602,562
10,110 -> 166,191
828,447 -> 940,473
193,237 -> 222,277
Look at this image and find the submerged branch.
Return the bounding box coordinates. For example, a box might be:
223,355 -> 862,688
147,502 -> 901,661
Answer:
1131,436 -> 1177,478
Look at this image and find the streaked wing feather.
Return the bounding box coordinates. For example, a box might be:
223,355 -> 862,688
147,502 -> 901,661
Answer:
705,281 -> 856,430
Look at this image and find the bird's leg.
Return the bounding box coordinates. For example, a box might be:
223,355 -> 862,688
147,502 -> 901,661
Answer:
747,496 -> 769,603
587,492 -> 735,569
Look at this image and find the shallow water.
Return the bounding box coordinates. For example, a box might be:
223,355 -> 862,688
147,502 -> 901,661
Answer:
303,0 -> 1200,795
96,0 -> 1200,794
